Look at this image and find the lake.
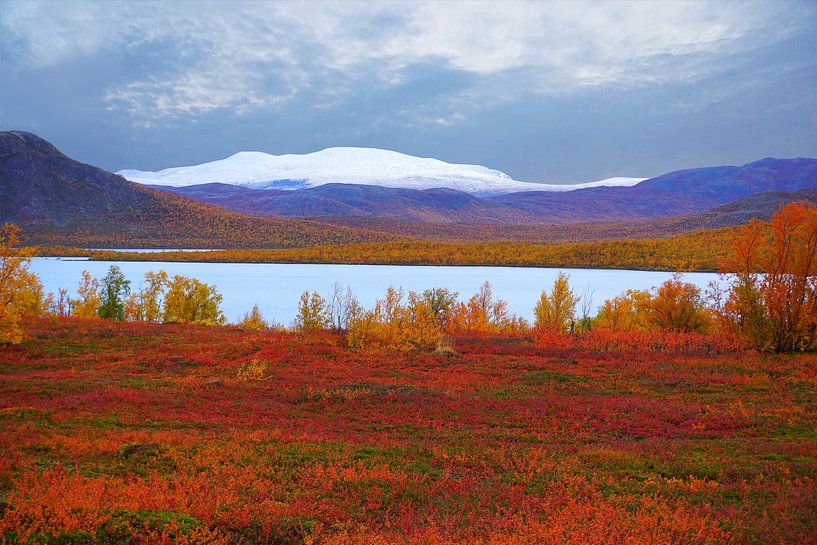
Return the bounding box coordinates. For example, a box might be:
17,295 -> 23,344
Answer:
30,258 -> 724,325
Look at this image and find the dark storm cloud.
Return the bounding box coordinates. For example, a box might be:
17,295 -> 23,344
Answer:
1,0 -> 815,182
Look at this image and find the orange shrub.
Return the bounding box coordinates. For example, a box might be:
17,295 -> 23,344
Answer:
643,274 -> 713,333
449,281 -> 521,335
593,289 -> 652,332
535,328 -> 745,355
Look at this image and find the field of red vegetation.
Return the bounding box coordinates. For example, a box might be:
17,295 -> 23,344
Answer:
1,319 -> 816,544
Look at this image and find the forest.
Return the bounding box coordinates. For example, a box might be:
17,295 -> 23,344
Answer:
51,225 -> 736,272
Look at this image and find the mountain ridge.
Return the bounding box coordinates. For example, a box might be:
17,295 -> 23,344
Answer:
150,158 -> 817,224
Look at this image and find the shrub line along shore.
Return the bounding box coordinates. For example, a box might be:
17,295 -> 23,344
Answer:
34,226 -> 737,273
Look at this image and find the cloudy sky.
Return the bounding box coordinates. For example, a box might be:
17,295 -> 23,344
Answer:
2,0 -> 816,182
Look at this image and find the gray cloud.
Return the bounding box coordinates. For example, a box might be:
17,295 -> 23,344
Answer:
5,1 -> 805,118
1,0 -> 815,181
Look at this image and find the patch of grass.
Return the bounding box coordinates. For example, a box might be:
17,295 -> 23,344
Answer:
523,369 -> 588,385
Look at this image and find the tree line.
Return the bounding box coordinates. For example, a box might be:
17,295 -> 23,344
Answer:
85,226 -> 734,272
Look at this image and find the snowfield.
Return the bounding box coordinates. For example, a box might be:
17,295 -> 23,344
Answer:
118,147 -> 645,196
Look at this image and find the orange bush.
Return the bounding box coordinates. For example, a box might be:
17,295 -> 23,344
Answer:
535,328 -> 745,355
593,289 -> 652,332
449,281 -> 518,335
643,274 -> 713,333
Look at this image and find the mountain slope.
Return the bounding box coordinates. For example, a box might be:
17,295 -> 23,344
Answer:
315,188 -> 817,244
0,131 -> 393,247
487,158 -> 817,222
640,158 -> 817,199
156,182 -> 545,223
5,131 -> 816,247
120,147 -> 644,195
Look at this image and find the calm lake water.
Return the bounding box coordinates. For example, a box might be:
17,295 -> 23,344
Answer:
31,258 -> 724,325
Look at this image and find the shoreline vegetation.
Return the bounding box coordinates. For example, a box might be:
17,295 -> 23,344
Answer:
4,201 -> 816,353
36,226 -> 736,273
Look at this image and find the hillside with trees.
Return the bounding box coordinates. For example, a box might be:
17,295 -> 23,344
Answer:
0,131 -> 394,248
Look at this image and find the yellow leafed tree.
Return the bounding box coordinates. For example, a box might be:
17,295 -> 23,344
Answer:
533,272 -> 579,332
71,270 -> 101,319
292,291 -> 330,332
594,289 -> 653,332
399,291 -> 443,350
0,223 -> 43,344
162,275 -> 225,325
124,270 -> 169,322
238,304 -> 269,331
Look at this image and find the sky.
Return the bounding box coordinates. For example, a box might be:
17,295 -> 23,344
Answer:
2,0 -> 816,183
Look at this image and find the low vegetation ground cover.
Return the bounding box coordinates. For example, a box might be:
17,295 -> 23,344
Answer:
1,319 -> 815,544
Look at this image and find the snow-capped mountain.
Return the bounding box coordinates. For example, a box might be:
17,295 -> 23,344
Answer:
118,147 -> 645,196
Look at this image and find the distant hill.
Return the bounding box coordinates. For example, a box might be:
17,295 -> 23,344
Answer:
0,131 -> 392,247
151,157 -> 817,224
156,183 -> 541,223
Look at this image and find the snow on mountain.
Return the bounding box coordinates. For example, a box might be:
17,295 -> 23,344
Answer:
118,147 -> 645,196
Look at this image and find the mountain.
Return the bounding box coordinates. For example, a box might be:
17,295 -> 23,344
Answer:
640,158 -> 817,199
151,157 -> 817,224
0,131 -> 392,247
119,147 -> 645,196
487,158 -> 817,222
670,187 -> 817,229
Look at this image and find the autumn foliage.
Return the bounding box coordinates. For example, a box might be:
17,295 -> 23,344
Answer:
0,223 -> 41,344
534,272 -> 579,332
84,226 -> 736,272
0,320 -> 814,544
594,289 -> 653,332
293,291 -> 332,332
238,304 -> 270,331
717,201 -> 817,351
447,281 -> 527,336
346,287 -> 444,351
162,275 -> 225,325
5,200 -> 817,351
71,270 -> 102,319
3,204 -> 817,543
